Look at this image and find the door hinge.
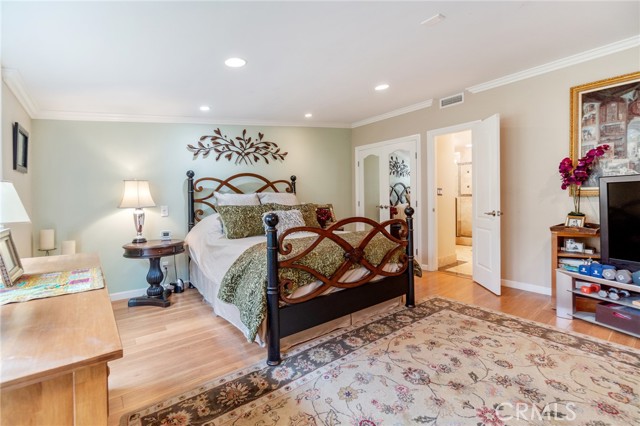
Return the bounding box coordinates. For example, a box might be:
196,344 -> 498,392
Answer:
415,248 -> 418,256
357,200 -> 360,207
415,152 -> 418,159
357,161 -> 360,167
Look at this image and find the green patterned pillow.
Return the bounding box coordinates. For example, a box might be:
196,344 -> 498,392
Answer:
217,204 -> 273,239
271,203 -> 321,228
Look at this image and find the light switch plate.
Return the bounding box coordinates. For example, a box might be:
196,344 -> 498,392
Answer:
160,205 -> 169,217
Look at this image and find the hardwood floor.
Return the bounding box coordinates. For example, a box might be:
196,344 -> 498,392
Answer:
107,271 -> 639,425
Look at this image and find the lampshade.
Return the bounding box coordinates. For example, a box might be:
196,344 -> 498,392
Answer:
0,181 -> 31,224
118,180 -> 156,209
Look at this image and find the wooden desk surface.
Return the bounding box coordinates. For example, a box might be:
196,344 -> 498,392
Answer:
0,253 -> 123,390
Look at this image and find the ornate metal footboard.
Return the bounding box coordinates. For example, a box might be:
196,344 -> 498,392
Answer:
264,208 -> 416,365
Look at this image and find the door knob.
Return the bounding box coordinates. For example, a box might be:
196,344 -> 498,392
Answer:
484,210 -> 496,216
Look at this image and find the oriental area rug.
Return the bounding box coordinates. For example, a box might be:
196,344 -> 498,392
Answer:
121,297 -> 640,426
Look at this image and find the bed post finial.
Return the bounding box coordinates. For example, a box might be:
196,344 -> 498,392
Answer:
405,206 -> 415,308
264,213 -> 282,365
187,170 -> 195,231
290,175 -> 297,194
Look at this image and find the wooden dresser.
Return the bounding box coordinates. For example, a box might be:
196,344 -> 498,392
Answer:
0,253 -> 123,425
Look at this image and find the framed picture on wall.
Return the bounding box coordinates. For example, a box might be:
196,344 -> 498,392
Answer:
569,72 -> 640,196
13,122 -> 29,173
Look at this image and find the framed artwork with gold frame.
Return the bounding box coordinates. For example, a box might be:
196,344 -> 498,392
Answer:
569,71 -> 640,196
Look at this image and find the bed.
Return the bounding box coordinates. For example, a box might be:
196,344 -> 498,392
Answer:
185,170 -> 416,365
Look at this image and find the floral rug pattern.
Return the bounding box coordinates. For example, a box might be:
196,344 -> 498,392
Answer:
121,297 -> 640,426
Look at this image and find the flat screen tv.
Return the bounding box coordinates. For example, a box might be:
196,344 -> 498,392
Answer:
599,174 -> 640,272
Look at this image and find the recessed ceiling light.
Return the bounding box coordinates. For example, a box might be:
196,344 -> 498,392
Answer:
421,13 -> 446,27
375,84 -> 389,91
305,113 -> 312,118
199,105 -> 211,111
225,57 -> 246,68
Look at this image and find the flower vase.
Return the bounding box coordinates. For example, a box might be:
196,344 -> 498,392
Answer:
569,187 -> 585,218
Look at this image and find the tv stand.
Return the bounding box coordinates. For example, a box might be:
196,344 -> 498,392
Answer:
556,268 -> 640,338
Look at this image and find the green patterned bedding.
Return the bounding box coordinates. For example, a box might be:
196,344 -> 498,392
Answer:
218,231 -> 422,341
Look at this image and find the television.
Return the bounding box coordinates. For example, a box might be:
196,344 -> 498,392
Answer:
599,174 -> 640,272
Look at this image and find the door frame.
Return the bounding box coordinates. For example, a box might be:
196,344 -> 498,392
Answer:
355,134 -> 421,262
425,121 -> 479,272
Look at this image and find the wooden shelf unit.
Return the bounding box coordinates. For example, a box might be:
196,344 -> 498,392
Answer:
550,224 -> 600,299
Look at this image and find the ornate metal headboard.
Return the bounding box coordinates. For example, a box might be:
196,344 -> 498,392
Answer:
389,182 -> 410,206
186,170 -> 297,230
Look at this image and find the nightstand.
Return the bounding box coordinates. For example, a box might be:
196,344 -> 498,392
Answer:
122,239 -> 185,308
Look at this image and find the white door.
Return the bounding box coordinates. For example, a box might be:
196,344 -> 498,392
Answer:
355,136 -> 421,260
472,114 -> 501,295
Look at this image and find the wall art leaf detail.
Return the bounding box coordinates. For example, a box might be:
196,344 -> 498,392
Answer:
187,128 -> 288,165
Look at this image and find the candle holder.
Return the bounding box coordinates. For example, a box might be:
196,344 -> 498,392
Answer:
38,248 -> 56,256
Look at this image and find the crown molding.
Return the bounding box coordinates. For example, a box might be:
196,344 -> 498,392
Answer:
2,68 -> 38,118
352,35 -> 639,128
466,35 -> 640,94
1,68 -> 350,128
5,36 -> 638,129
35,110 -> 351,128
351,99 -> 433,128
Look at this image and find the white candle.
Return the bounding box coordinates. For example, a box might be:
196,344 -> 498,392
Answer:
61,240 -> 76,255
40,229 -> 55,250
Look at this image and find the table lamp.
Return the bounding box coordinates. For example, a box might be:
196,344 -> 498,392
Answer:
118,180 -> 156,243
0,181 -> 31,285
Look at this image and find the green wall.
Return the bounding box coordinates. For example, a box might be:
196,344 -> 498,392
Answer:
30,121 -> 351,294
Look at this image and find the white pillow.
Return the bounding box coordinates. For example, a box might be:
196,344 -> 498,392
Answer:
214,192 -> 260,206
198,212 -> 224,235
257,192 -> 300,206
262,210 -> 305,234
184,213 -> 224,268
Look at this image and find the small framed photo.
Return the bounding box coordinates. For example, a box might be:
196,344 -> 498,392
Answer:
13,122 -> 29,174
565,214 -> 585,228
564,238 -> 585,253
315,204 -> 336,227
0,229 -> 24,287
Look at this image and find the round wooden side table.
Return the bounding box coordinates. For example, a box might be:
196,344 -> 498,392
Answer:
122,239 -> 185,308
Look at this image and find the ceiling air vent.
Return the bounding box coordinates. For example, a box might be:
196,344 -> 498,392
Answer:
439,93 -> 464,109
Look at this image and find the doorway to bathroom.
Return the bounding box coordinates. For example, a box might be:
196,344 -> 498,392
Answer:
435,130 -> 473,277
426,114 -> 502,295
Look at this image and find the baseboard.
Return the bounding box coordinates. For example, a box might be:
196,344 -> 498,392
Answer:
109,287 -> 148,301
502,279 -> 551,296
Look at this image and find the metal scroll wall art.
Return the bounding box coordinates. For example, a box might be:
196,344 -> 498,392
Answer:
188,128 -> 288,165
389,155 -> 410,177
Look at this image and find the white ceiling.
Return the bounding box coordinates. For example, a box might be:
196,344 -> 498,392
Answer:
2,1 -> 639,128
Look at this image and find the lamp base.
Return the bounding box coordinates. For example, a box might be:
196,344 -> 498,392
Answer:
132,236 -> 147,244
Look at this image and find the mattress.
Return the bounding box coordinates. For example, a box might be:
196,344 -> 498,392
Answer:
185,216 -> 403,346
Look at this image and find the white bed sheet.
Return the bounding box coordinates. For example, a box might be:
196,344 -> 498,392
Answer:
185,223 -> 402,346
